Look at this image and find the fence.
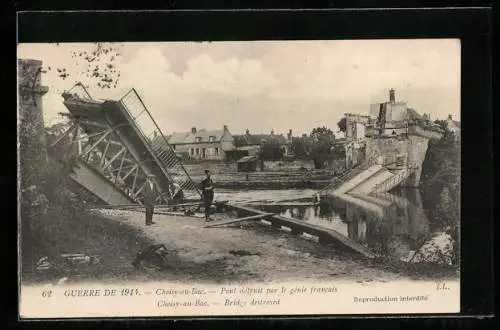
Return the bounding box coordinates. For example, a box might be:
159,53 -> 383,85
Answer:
372,165 -> 418,194
66,83 -> 93,100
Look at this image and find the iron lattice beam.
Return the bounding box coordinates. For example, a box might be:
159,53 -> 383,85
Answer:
55,83 -> 200,205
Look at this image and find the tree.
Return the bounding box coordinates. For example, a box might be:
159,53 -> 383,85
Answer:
337,117 -> 347,132
261,139 -> 284,160
420,129 -> 460,265
434,119 -> 448,131
311,126 -> 334,140
291,137 -> 310,159
309,127 -> 336,169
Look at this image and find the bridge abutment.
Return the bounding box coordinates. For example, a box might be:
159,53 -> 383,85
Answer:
364,134 -> 431,187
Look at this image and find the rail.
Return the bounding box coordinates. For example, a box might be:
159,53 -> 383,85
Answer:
317,156 -> 406,195
66,82 -> 93,100
119,88 -> 201,197
372,165 -> 418,194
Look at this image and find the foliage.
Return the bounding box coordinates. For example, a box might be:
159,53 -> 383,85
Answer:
310,126 -> 336,169
261,139 -> 285,160
337,117 -> 347,132
19,47 -> 120,265
420,129 -> 460,266
433,119 -> 448,130
291,136 -> 312,159
49,43 -> 122,90
311,126 -> 334,139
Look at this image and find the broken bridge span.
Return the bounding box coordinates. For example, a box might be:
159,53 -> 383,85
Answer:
49,83 -> 201,206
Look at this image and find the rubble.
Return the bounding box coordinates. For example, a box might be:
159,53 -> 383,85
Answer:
132,244 -> 170,271
35,253 -> 101,272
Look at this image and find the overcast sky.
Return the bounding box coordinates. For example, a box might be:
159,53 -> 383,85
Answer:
18,40 -> 460,136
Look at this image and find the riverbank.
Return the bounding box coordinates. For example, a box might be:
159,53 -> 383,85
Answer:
22,208 -> 458,286
185,168 -> 337,189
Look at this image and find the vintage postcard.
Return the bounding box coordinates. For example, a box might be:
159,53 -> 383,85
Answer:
18,40 -> 460,318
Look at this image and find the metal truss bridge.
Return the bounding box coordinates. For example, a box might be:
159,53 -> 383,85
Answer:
50,83 -> 201,205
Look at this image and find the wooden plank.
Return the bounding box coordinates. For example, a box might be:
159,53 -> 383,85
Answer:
204,213 -> 275,228
270,215 -> 377,259
91,204 -> 138,209
227,203 -> 270,215
245,202 -> 314,207
154,210 -> 205,218
90,202 -> 200,210
227,203 -> 376,259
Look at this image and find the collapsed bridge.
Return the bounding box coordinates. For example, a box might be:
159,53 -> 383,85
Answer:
50,83 -> 201,206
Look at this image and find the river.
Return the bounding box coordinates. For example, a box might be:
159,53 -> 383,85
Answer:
213,187 -> 457,266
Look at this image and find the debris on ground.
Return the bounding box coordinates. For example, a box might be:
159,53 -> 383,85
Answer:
184,209 -> 195,216
132,244 -> 170,271
229,250 -> 262,257
35,253 -> 101,272
36,257 -> 52,271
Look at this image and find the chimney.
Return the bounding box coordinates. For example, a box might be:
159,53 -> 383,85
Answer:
191,127 -> 197,134
270,129 -> 274,135
245,129 -> 250,135
153,131 -> 158,138
389,89 -> 396,104
448,114 -> 452,120
223,125 -> 228,132
287,129 -> 293,143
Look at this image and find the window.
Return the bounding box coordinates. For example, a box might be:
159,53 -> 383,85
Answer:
190,148 -> 194,155
195,137 -> 202,143
215,147 -> 219,155
209,136 -> 216,142
196,148 -> 199,155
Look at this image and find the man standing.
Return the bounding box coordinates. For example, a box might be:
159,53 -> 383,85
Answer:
170,182 -> 184,203
200,169 -> 215,222
143,174 -> 157,225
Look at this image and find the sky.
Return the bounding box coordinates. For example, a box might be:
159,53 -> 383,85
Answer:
17,40 -> 460,136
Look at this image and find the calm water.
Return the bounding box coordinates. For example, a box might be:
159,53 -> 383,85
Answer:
214,188 -> 451,263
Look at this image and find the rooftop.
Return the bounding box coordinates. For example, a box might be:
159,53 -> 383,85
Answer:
233,133 -> 288,147
237,155 -> 260,163
167,126 -> 229,144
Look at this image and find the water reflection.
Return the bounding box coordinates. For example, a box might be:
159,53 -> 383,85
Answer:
260,188 -> 433,261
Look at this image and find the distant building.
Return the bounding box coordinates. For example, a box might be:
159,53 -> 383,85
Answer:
233,129 -> 293,157
445,114 -> 461,141
236,155 -> 259,172
164,125 -> 235,160
345,114 -> 370,141
341,89 -> 444,170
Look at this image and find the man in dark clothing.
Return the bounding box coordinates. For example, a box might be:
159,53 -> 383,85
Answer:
143,174 -> 157,225
200,169 -> 215,221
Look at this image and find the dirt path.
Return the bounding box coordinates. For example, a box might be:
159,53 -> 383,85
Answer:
87,209 -> 407,284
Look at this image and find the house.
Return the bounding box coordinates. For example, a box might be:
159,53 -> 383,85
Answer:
162,125 -> 235,160
445,115 -> 461,141
233,129 -> 293,157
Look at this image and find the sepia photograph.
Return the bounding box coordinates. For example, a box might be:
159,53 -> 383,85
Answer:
18,39 -> 461,317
